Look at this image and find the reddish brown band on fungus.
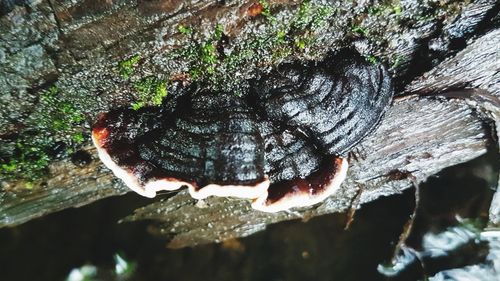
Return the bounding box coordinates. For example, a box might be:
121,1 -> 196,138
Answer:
247,2 -> 264,17
93,127 -> 109,147
252,157 -> 348,213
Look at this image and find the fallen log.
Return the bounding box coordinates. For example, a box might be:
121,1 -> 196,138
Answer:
0,1 -> 498,247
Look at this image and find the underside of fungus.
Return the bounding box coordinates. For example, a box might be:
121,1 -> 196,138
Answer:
92,50 -> 393,212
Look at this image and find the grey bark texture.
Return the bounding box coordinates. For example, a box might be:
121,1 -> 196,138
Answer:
0,0 -> 498,247
406,28 -> 500,225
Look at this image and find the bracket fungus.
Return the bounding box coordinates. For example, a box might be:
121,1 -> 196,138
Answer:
92,51 -> 393,212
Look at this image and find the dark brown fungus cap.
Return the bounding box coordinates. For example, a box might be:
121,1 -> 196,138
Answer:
92,95 -> 270,199
251,50 -> 393,155
92,50 -> 393,212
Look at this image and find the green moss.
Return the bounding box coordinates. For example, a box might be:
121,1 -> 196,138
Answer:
365,55 -> 378,65
213,23 -> 224,40
1,139 -> 51,183
355,0 -> 404,41
174,23 -> 225,80
0,86 -> 87,184
131,77 -> 168,110
118,54 -> 141,79
293,0 -> 314,29
1,162 -> 17,172
312,6 -> 335,27
25,182 -> 34,190
259,0 -> 272,18
392,4 -> 402,15
292,0 -> 333,30
38,87 -> 85,132
390,55 -> 405,69
351,25 -> 368,36
165,0 -> 334,93
367,0 -> 403,16
118,1 -> 334,108
178,25 -> 193,35
72,132 -> 85,144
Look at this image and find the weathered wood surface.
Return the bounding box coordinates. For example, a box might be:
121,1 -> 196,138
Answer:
0,0 -> 498,247
407,29 -> 500,98
406,28 -> 500,225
